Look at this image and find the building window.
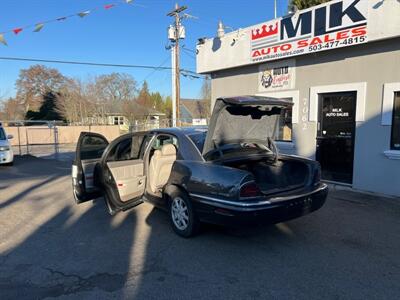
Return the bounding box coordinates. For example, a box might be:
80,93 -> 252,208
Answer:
113,116 -> 124,125
276,100 -> 292,142
391,92 -> 400,150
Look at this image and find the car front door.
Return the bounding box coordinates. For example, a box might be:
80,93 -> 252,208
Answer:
72,132 -> 109,203
101,133 -> 150,213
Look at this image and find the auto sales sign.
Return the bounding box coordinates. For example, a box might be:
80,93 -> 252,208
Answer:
251,0 -> 368,63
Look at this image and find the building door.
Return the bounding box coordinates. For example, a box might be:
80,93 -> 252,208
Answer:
316,92 -> 356,184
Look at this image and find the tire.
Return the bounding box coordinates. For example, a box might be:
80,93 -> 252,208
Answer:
168,189 -> 200,238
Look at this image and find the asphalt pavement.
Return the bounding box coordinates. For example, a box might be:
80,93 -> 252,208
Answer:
0,156 -> 399,299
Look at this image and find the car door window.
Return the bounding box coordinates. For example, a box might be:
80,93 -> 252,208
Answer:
148,134 -> 180,162
80,135 -> 108,160
131,135 -> 145,159
107,135 -> 145,162
152,135 -> 179,150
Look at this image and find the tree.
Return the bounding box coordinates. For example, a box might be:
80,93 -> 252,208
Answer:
0,97 -> 25,120
26,92 -> 64,121
85,73 -> 138,123
288,0 -> 330,10
89,73 -> 137,103
163,96 -> 173,119
150,92 -> 165,111
15,65 -> 67,113
56,78 -> 90,124
137,81 -> 152,108
200,78 -> 211,101
199,78 -> 211,117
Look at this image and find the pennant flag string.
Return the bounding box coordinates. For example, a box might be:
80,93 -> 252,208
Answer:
33,23 -> 44,32
12,28 -> 23,35
104,4 -> 116,10
0,34 -> 7,46
0,0 -> 137,46
78,11 -> 91,18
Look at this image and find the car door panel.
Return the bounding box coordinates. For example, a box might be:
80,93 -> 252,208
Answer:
81,158 -> 100,191
107,159 -> 146,202
101,133 -> 149,211
72,132 -> 108,204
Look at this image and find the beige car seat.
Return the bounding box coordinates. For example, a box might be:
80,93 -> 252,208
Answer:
149,144 -> 177,193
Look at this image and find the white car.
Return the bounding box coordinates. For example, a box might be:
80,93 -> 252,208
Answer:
0,125 -> 14,165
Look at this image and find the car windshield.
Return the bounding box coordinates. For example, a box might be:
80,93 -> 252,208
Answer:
188,131 -> 207,153
0,128 -> 6,140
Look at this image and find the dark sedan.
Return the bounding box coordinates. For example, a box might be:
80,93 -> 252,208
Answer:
72,96 -> 328,237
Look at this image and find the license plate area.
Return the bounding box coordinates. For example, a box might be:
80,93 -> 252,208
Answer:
286,196 -> 313,209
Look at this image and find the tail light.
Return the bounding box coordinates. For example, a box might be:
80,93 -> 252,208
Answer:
240,181 -> 262,198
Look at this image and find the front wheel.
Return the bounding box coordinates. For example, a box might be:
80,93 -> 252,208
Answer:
168,190 -> 200,238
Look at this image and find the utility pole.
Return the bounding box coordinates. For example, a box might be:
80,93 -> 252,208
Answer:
171,46 -> 176,127
167,3 -> 187,127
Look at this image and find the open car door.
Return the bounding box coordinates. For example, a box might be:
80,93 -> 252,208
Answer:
101,133 -> 149,213
72,132 -> 108,204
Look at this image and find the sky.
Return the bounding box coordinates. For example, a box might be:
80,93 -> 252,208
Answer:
0,0 -> 289,100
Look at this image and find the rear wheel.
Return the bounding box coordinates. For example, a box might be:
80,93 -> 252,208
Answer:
168,190 -> 200,238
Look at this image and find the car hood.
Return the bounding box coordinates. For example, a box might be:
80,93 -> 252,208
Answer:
0,139 -> 10,147
202,96 -> 293,156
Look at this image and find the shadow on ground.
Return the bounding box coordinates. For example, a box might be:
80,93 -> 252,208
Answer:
0,156 -> 399,299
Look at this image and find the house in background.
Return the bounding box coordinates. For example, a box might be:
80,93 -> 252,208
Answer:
103,101 -> 165,131
180,99 -> 210,126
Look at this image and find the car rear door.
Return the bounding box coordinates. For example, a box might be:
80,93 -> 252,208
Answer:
102,133 -> 150,212
72,132 -> 109,203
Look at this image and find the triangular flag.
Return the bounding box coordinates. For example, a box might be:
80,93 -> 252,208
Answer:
13,28 -> 23,35
0,34 -> 7,46
104,4 -> 115,9
78,10 -> 90,18
33,23 -> 44,32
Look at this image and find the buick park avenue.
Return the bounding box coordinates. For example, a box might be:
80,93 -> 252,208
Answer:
72,96 -> 328,237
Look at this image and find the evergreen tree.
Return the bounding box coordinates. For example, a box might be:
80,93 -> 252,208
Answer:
25,92 -> 64,121
137,81 -> 152,107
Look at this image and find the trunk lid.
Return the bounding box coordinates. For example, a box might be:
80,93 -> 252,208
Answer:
202,96 -> 293,156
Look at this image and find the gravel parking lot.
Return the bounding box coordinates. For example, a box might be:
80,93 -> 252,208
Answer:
0,156 -> 399,299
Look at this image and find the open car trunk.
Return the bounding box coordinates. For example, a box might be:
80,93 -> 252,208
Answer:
223,157 -> 310,195
204,96 -> 311,195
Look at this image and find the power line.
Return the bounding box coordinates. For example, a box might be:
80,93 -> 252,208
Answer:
0,56 -> 198,75
181,47 -> 196,60
142,56 -> 170,82
181,45 -> 196,53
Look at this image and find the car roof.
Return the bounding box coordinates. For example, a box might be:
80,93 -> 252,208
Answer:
151,126 -> 207,136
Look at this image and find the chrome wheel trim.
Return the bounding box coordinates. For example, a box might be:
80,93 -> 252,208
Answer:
171,197 -> 189,231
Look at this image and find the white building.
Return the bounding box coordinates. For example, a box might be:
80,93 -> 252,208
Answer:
196,0 -> 400,197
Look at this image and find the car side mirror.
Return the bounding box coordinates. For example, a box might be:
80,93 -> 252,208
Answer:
7,134 -> 13,140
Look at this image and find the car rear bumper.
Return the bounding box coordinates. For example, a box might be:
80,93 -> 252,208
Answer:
0,150 -> 13,164
190,183 -> 328,227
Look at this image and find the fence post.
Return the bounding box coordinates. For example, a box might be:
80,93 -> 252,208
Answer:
53,122 -> 59,160
25,128 -> 29,155
17,125 -> 21,155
